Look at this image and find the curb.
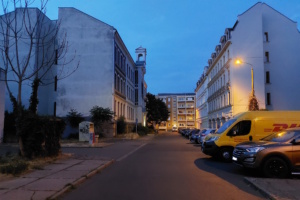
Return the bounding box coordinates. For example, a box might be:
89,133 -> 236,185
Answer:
243,177 -> 277,200
48,159 -> 115,200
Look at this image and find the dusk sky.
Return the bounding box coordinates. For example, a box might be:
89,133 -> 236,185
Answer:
4,0 -> 300,94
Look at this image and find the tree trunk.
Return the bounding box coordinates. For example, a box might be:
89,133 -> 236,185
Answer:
17,80 -> 25,156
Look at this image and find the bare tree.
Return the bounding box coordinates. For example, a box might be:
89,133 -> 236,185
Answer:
0,0 -> 78,156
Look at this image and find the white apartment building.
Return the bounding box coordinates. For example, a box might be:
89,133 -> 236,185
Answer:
195,67 -> 209,129
157,93 -> 196,130
0,7 -> 147,139
195,2 -> 300,129
57,8 -> 147,127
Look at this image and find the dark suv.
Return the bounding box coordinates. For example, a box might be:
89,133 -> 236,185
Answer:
232,128 -> 300,178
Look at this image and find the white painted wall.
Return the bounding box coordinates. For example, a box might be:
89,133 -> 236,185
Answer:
230,3 -> 265,115
261,4 -> 300,110
57,8 -> 115,117
0,8 -> 57,115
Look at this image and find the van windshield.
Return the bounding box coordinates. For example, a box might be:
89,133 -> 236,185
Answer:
216,118 -> 237,134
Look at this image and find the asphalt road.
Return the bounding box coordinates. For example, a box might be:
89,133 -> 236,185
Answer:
61,132 -> 267,200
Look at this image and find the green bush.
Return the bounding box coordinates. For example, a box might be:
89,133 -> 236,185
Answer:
117,116 -> 126,134
3,111 -> 17,143
0,157 -> 28,175
19,113 -> 66,158
68,133 -> 79,139
66,109 -> 84,128
132,124 -> 149,136
42,117 -> 66,157
20,112 -> 45,158
90,106 -> 114,135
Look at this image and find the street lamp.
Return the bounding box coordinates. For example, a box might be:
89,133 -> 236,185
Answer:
235,59 -> 259,111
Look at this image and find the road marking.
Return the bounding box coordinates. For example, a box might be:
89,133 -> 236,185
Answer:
117,143 -> 147,161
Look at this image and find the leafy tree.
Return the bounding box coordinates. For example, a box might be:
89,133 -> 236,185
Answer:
116,116 -> 126,134
145,93 -> 169,129
248,95 -> 259,111
66,109 -> 84,128
90,106 -> 114,135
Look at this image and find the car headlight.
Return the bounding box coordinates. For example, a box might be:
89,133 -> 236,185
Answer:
245,147 -> 265,153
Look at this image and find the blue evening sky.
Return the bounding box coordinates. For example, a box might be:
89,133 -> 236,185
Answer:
4,0 -> 300,94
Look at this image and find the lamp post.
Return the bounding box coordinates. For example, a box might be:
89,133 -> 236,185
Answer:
235,59 -> 259,111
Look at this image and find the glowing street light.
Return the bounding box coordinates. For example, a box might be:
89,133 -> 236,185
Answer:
235,59 -> 259,111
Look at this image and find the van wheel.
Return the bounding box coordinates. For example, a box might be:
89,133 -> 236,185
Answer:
219,148 -> 232,162
262,157 -> 289,178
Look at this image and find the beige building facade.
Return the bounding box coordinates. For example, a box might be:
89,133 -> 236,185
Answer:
157,93 -> 196,131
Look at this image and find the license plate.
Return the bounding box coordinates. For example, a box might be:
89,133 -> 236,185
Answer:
232,156 -> 237,161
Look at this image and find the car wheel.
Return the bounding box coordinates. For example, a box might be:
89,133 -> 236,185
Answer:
219,148 -> 232,162
262,157 -> 290,178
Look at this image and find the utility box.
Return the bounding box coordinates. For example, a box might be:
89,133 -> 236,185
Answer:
79,121 -> 94,142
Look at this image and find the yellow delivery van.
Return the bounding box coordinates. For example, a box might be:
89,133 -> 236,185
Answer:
201,111 -> 300,162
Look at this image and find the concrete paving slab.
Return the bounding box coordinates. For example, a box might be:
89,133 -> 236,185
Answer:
0,177 -> 38,189
53,159 -> 83,165
1,189 -> 34,200
0,189 -> 9,195
22,169 -> 57,178
79,160 -> 107,166
245,177 -> 300,200
43,163 -> 76,171
46,170 -> 90,179
23,178 -> 76,191
66,164 -> 97,171
32,191 -> 57,200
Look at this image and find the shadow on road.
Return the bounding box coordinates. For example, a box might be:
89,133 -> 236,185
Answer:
194,156 -> 265,197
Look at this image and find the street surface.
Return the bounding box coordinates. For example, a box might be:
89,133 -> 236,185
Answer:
61,132 -> 266,200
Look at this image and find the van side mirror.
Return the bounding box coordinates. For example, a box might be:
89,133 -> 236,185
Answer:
227,130 -> 234,136
249,136 -> 253,141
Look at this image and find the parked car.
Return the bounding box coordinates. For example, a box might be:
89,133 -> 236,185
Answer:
181,129 -> 190,136
190,129 -> 202,143
202,111 -> 300,162
183,129 -> 193,137
232,128 -> 300,178
197,129 -> 216,144
172,126 -> 178,132
187,129 -> 200,139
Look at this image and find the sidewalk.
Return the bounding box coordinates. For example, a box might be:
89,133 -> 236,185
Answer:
244,177 -> 300,200
0,154 -> 114,200
0,134 -> 153,200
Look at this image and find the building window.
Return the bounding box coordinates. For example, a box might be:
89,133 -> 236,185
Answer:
135,89 -> 138,105
267,93 -> 271,105
123,104 -> 125,117
135,70 -> 138,86
54,76 -> 57,91
53,102 -> 56,117
55,50 -> 58,65
264,32 -> 269,42
227,50 -> 230,60
265,52 -> 269,62
266,71 -> 270,83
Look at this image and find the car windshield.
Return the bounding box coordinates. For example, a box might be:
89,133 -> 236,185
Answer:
216,118 -> 237,134
262,130 -> 299,142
